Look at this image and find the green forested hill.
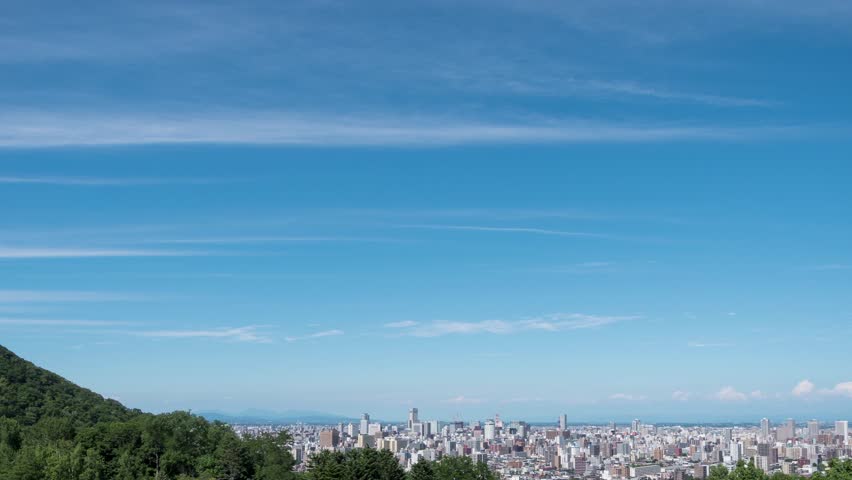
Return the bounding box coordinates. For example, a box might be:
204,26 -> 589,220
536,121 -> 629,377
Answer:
0,344 -> 295,480
0,345 -> 137,426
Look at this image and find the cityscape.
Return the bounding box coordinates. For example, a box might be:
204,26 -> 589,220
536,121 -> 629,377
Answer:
230,410 -> 851,479
2,1 -> 852,479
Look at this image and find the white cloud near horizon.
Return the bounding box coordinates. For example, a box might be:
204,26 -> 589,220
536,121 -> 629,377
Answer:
792,379 -> 816,397
442,395 -> 483,405
715,386 -> 748,402
388,312 -> 639,337
672,390 -> 691,401
815,382 -> 852,398
609,393 -> 646,401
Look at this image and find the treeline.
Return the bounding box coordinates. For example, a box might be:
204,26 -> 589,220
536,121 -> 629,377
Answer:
0,412 -> 296,480
0,345 -> 297,479
0,412 -> 499,480
708,459 -> 852,480
305,449 -> 499,480
0,345 -> 136,427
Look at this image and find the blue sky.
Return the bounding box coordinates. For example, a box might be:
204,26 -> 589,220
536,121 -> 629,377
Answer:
1,0 -> 851,423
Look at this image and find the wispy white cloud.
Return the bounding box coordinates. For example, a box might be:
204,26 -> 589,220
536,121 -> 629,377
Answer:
137,326 -> 269,343
0,175 -> 225,186
609,393 -> 646,401
579,79 -> 778,107
285,329 -> 344,342
384,320 -> 419,328
0,110 -> 816,148
0,246 -> 196,259
394,312 -> 638,337
144,235 -> 390,245
442,395 -> 483,405
792,379 -> 815,397
399,224 -> 611,238
0,317 -> 129,326
688,341 -> 735,348
0,290 -> 143,303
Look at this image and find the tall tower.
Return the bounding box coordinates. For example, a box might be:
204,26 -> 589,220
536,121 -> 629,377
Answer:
408,408 -> 419,430
484,419 -> 496,441
631,419 -> 641,433
360,413 -> 370,435
836,420 -> 849,444
559,414 -> 568,431
760,418 -> 771,439
808,420 -> 819,440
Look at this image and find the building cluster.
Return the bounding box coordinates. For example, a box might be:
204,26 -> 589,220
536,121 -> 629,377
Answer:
231,412 -> 850,480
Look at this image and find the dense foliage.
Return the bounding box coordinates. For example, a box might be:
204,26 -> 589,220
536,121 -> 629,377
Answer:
306,448 -> 406,480
0,345 -> 296,480
708,460 -> 852,480
305,450 -> 498,480
409,456 -> 499,480
0,345 -> 137,427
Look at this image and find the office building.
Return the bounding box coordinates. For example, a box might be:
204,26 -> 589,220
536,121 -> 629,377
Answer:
408,408 -> 419,430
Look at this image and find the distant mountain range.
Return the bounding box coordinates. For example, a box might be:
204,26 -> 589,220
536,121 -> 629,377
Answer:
196,408 -> 360,425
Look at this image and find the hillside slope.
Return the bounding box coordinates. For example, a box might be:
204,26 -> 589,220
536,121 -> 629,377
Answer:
0,344 -> 137,426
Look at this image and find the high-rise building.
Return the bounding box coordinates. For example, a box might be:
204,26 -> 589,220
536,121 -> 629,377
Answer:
778,418 -> 795,442
408,408 -> 419,430
760,418 -> 771,439
319,429 -> 340,448
808,420 -> 820,440
357,433 -> 374,448
631,419 -> 641,433
484,419 -> 496,441
346,422 -> 357,437
429,420 -> 440,437
559,414 -> 568,431
731,441 -> 743,462
836,420 -> 848,444
360,413 -> 370,435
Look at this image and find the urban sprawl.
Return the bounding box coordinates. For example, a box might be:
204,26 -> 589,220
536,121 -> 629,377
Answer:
231,410 -> 851,479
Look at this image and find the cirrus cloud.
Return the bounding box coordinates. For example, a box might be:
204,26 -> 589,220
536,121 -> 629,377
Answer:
387,312 -> 640,337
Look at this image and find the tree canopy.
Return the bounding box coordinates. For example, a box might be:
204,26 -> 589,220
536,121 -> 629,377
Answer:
1,344 -> 295,480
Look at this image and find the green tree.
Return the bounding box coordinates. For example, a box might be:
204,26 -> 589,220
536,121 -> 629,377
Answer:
433,456 -> 498,480
730,460 -> 768,480
709,464 -> 730,480
409,460 -> 436,480
306,450 -> 347,480
245,431 -> 297,480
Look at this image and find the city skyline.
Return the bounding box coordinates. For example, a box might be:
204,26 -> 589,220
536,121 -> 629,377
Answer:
233,408 -> 851,477
2,0 -> 852,421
